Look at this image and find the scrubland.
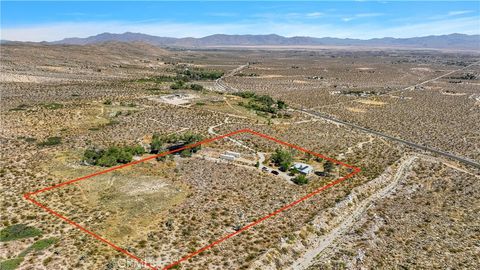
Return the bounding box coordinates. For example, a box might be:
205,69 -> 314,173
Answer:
1,43 -> 478,269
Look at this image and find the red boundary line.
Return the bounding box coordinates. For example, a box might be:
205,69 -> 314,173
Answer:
23,129 -> 361,270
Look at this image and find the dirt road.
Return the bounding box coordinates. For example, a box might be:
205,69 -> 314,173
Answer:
291,156 -> 417,270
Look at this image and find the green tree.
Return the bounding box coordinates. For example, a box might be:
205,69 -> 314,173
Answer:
324,160 -> 334,174
97,154 -> 118,167
189,84 -> 204,91
271,148 -> 293,171
180,149 -> 192,157
150,133 -> 164,154
277,100 -> 287,110
292,174 -> 308,185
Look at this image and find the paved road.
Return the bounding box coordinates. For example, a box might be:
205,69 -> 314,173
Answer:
300,109 -> 480,169
214,63 -> 249,92
215,62 -> 480,169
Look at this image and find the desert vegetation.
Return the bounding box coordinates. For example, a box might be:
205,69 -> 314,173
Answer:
1,42 -> 478,270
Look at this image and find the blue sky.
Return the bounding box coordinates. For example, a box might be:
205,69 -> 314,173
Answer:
1,1 -> 479,41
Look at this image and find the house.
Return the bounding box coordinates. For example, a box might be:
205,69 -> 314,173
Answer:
292,163 -> 314,175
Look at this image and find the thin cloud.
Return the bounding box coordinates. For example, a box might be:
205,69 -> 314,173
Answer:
342,13 -> 384,22
1,15 -> 478,42
448,10 -> 474,16
306,12 -> 324,18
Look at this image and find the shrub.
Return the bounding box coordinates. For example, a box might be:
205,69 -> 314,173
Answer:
292,174 -> 309,185
19,238 -> 59,257
324,160 -> 334,174
189,84 -> 204,91
150,133 -> 165,154
37,137 -> 62,146
170,80 -> 185,90
0,224 -> 42,242
42,103 -> 63,110
0,257 -> 24,270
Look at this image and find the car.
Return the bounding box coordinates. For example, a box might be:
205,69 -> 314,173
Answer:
262,166 -> 268,171
271,170 -> 279,175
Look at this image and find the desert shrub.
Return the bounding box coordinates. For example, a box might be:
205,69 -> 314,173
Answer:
9,104 -> 30,111
0,257 -> 23,270
42,103 -> 63,110
189,84 -> 204,91
277,100 -> 287,110
0,224 -> 42,242
19,238 -> 59,257
180,149 -> 192,157
37,137 -> 62,146
324,160 -> 334,174
233,91 -> 257,99
170,80 -> 186,90
136,75 -> 176,83
292,174 -> 309,185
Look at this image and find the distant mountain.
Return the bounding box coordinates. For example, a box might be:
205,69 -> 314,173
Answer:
46,32 -> 480,50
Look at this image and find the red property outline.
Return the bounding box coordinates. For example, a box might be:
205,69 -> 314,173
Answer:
24,129 -> 361,270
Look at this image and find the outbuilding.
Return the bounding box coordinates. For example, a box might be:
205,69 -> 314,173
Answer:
292,163 -> 314,175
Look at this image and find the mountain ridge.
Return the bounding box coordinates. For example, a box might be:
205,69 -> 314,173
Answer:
6,32 -> 480,50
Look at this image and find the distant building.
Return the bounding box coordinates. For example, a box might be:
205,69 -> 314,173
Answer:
220,154 -> 236,161
292,163 -> 313,175
225,151 -> 241,158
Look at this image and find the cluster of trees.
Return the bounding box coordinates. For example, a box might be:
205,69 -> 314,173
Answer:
340,90 -> 380,97
150,132 -> 204,160
136,75 -> 176,83
169,80 -> 204,91
449,73 -> 477,80
271,148 -> 294,172
137,67 -> 222,91
83,144 -> 145,167
234,91 -> 287,115
177,68 -> 223,80
234,73 -> 258,77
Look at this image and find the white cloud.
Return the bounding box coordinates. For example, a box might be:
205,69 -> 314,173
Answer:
1,15 -> 479,42
448,10 -> 474,16
306,12 -> 324,18
342,13 -> 384,22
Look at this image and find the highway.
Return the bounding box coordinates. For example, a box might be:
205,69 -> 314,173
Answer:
214,63 -> 249,92
300,109 -> 480,169
216,62 -> 480,169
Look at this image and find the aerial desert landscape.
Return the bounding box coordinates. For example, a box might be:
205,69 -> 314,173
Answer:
1,1 -> 479,270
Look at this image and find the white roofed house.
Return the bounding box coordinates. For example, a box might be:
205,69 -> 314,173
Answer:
292,163 -> 314,175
